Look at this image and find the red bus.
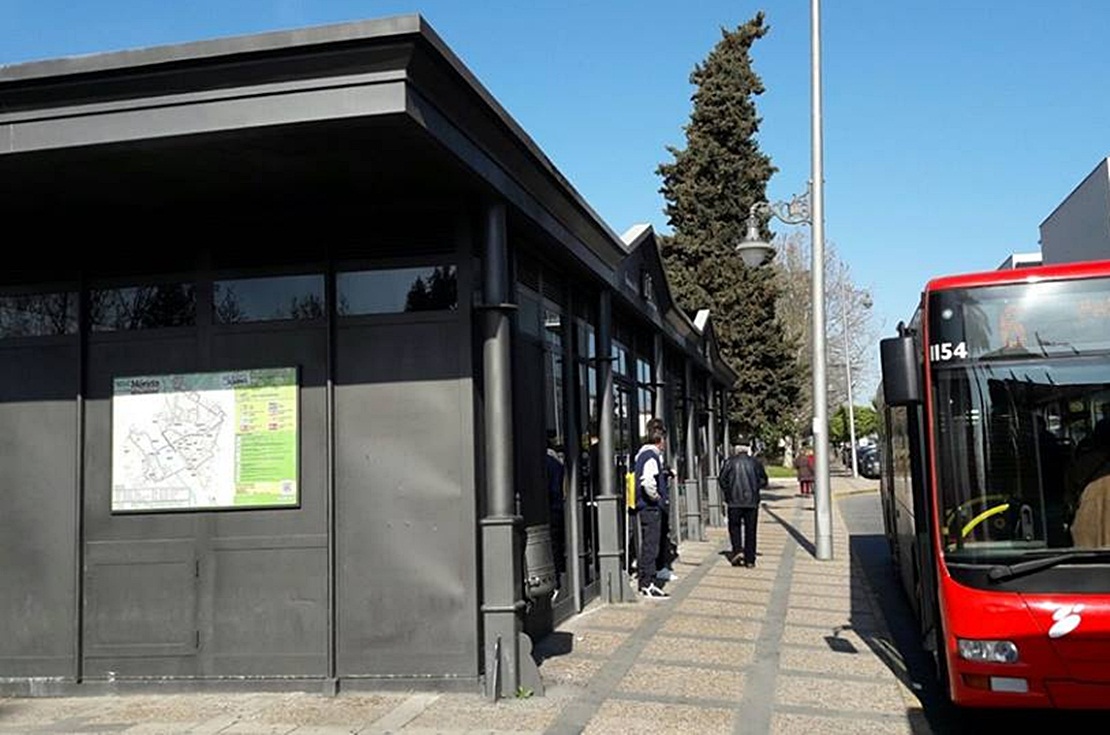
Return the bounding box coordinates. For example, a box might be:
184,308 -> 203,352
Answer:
879,258 -> 1110,709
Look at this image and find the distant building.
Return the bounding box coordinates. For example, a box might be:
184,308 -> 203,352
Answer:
1040,157 -> 1110,264
997,252 -> 1043,269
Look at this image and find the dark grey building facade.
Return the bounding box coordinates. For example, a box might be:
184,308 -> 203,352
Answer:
0,15 -> 737,698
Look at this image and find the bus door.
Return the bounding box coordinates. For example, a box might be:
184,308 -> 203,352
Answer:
881,330 -> 939,652
908,402 -> 940,653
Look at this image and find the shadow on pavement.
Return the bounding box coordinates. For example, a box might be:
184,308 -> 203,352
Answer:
760,503 -> 816,557
849,532 -> 951,734
531,630 -> 574,665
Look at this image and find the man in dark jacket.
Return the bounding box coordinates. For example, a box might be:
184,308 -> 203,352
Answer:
718,444 -> 768,567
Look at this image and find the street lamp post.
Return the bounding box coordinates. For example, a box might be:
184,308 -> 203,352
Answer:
734,0 -> 832,560
843,282 -> 858,478
839,265 -> 873,479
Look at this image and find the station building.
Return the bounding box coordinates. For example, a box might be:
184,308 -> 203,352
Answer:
0,15 -> 737,697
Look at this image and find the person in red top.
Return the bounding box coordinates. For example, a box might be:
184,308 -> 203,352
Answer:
794,446 -> 815,496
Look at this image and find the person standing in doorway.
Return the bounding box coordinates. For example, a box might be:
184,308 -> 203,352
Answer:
634,421 -> 670,599
719,443 -> 768,568
647,417 -> 678,584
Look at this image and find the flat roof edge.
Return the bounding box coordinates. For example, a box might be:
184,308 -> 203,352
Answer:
0,14 -> 425,83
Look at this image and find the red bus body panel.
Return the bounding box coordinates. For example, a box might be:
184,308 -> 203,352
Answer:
923,259 -> 1110,709
925,259 -> 1110,293
939,572 -> 1110,708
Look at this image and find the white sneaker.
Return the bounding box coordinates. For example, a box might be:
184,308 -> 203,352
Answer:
655,568 -> 679,582
639,583 -> 670,599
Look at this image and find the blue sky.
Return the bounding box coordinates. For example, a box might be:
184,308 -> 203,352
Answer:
4,1 -> 1110,399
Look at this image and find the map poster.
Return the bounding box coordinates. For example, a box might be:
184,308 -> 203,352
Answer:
111,367 -> 298,512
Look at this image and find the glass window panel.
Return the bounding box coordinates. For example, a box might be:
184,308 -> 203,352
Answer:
337,266 -> 457,316
543,305 -> 565,444
637,356 -> 655,440
90,284 -> 195,332
517,290 -> 541,338
214,274 -> 325,324
934,358 -> 1110,559
543,308 -> 562,349
929,276 -> 1110,360
612,339 -> 630,377
0,292 -> 78,337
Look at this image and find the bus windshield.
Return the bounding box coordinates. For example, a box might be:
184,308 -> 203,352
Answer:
929,276 -> 1110,565
933,356 -> 1110,563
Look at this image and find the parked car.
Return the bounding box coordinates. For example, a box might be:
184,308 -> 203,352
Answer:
857,446 -> 882,480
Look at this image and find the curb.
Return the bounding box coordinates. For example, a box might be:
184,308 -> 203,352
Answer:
833,487 -> 878,497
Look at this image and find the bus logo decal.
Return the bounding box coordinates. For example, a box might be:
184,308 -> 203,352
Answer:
1049,604 -> 1084,638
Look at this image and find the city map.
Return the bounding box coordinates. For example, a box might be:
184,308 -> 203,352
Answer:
111,368 -> 298,511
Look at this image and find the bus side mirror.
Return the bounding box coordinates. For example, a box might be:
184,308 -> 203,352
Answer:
881,336 -> 922,406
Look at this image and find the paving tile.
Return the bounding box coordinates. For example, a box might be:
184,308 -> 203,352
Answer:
121,724 -> 201,734
537,655 -> 606,687
777,644 -> 898,680
792,571 -> 853,585
688,585 -> 772,604
793,557 -> 851,571
696,577 -> 775,593
617,662 -> 744,701
790,571 -> 852,586
785,607 -> 874,629
0,697 -> 135,726
790,583 -> 871,600
787,591 -> 857,612
660,614 -> 762,640
220,723 -> 299,734
574,606 -> 650,630
242,693 -> 405,726
558,629 -> 629,657
780,624 -> 873,652
775,674 -> 907,714
640,635 -> 756,667
402,692 -> 565,732
583,699 -> 734,735
771,712 -> 912,734
704,566 -> 777,582
677,599 -> 768,620
789,581 -> 854,599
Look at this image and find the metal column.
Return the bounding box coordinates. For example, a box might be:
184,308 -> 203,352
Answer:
596,291 -> 631,602
654,335 -> 679,545
478,202 -> 541,700
705,378 -> 722,527
683,360 -> 704,541
722,390 -> 731,456
561,292 -> 582,613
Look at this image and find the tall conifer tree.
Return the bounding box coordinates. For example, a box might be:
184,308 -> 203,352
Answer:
657,12 -> 801,444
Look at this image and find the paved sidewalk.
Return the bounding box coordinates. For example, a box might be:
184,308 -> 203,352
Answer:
0,474 -> 924,734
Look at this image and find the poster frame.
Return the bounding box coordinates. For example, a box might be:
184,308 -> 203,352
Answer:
109,366 -> 301,514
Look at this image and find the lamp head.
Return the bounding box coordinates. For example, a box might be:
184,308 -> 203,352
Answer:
735,215 -> 774,268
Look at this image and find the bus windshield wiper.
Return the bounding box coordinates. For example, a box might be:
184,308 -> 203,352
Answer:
988,551 -> 1110,582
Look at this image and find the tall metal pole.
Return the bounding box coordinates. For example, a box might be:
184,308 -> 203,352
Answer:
811,0 -> 833,560
842,266 -> 859,479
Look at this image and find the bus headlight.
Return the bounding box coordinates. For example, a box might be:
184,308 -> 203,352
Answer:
957,638 -> 1019,664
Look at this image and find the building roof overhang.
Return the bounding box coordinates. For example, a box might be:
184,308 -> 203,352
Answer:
0,14 -> 627,278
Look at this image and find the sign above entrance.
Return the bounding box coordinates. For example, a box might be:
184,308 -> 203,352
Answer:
111,367 -> 299,512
